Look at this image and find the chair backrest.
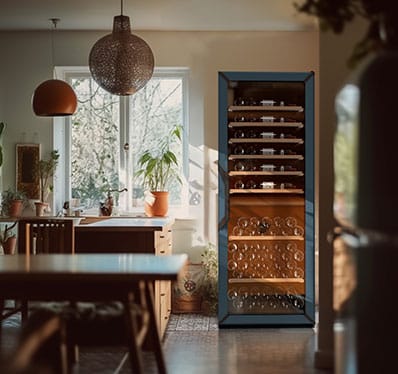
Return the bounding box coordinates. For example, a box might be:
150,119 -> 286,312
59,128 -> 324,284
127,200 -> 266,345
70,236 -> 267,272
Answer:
18,219 -> 75,254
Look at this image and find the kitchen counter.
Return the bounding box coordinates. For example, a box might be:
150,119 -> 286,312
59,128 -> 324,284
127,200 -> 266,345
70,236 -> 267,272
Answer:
77,216 -> 174,231
75,216 -> 174,254
75,215 -> 175,336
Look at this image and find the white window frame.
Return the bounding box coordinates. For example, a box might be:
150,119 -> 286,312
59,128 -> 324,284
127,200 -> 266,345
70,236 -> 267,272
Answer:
53,66 -> 189,215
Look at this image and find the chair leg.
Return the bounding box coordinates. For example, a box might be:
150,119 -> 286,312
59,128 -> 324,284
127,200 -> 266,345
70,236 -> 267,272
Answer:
143,281 -> 167,374
58,317 -> 70,374
124,291 -> 144,374
21,300 -> 29,322
9,312 -> 70,374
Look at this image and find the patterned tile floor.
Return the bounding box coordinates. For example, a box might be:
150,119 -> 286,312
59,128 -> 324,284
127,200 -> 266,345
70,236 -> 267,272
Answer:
1,312 -> 330,374
167,313 -> 218,332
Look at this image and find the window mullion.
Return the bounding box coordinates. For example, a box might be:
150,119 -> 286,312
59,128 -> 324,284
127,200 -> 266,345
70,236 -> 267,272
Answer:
119,95 -> 131,212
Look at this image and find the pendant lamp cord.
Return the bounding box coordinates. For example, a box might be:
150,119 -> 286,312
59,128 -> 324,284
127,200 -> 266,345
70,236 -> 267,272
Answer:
50,18 -> 59,79
121,0 -> 123,15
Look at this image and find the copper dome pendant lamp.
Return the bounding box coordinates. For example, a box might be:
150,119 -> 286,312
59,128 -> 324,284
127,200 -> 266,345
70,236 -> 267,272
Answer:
89,0 -> 154,96
32,18 -> 77,117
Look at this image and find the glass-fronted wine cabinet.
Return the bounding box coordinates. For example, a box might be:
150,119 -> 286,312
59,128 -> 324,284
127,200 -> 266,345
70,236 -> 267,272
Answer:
218,71 -> 315,326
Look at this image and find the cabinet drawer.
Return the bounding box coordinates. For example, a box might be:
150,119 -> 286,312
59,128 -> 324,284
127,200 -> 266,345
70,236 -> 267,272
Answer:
160,279 -> 170,296
155,280 -> 171,338
160,309 -> 170,338
155,226 -> 172,255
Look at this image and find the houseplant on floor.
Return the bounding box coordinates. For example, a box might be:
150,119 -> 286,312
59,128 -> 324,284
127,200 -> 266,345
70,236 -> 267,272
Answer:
35,150 -> 60,216
201,243 -> 218,315
135,125 -> 182,217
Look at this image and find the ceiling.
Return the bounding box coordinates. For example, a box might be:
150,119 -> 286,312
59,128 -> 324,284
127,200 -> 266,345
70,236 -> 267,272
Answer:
0,0 -> 317,31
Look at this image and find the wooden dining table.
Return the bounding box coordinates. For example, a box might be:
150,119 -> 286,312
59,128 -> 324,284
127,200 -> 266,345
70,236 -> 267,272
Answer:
0,253 -> 188,374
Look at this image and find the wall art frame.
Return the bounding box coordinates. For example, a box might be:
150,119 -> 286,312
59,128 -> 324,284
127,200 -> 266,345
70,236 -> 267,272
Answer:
16,143 -> 40,199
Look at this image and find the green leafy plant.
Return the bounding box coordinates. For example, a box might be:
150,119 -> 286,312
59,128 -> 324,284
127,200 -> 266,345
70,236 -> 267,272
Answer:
201,243 -> 218,315
1,188 -> 28,216
37,150 -> 60,203
135,125 -> 182,192
295,0 -> 396,66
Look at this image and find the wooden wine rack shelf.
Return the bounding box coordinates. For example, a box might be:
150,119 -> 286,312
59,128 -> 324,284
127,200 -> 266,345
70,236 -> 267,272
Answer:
229,171 -> 304,177
228,122 -> 304,128
228,105 -> 303,112
229,138 -> 304,144
229,189 -> 304,194
228,155 -> 304,160
229,278 -> 304,284
228,235 -> 304,241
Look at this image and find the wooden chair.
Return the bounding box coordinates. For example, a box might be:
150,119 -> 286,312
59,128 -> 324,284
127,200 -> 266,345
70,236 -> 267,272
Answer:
18,285 -> 152,373
17,219 -> 75,321
18,218 -> 75,255
64,283 -> 151,373
1,219 -> 75,325
0,222 -> 20,323
2,309 -> 68,374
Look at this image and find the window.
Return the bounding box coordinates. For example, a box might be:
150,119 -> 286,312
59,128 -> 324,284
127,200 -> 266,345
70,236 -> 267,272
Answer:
62,68 -> 188,213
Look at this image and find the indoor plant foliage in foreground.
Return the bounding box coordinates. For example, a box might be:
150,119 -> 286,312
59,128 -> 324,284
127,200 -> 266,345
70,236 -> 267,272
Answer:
295,0 -> 397,66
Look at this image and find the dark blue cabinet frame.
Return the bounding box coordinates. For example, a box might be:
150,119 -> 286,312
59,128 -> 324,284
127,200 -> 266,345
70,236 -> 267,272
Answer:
218,71 -> 315,326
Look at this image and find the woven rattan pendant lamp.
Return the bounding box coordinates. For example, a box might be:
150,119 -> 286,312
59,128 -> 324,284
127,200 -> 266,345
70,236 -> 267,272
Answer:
32,18 -> 77,117
89,0 -> 154,95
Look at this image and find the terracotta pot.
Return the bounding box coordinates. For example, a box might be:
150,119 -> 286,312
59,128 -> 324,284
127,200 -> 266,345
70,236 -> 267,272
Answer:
2,236 -> 17,255
35,202 -> 49,217
9,200 -> 23,218
144,191 -> 169,217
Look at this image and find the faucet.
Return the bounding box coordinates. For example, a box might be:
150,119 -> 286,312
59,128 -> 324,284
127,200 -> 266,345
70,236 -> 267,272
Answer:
100,188 -> 128,216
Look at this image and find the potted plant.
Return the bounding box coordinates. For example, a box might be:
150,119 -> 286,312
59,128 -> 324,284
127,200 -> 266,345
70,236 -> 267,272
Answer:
1,188 -> 27,217
135,125 -> 182,217
200,243 -> 218,315
0,221 -> 17,254
35,150 -> 60,216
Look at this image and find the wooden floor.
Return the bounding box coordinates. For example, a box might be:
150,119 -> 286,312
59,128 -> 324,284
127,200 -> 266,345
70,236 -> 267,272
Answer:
0,313 -> 332,374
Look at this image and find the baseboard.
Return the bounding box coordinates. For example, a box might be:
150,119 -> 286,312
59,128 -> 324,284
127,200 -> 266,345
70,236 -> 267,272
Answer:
314,349 -> 334,370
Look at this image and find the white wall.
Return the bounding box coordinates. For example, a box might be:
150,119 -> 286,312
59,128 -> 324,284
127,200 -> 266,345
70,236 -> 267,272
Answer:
0,29 -> 319,258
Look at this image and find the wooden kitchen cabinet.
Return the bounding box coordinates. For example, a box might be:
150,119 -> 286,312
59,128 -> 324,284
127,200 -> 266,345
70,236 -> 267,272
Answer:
75,217 -> 174,337
154,225 -> 173,337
